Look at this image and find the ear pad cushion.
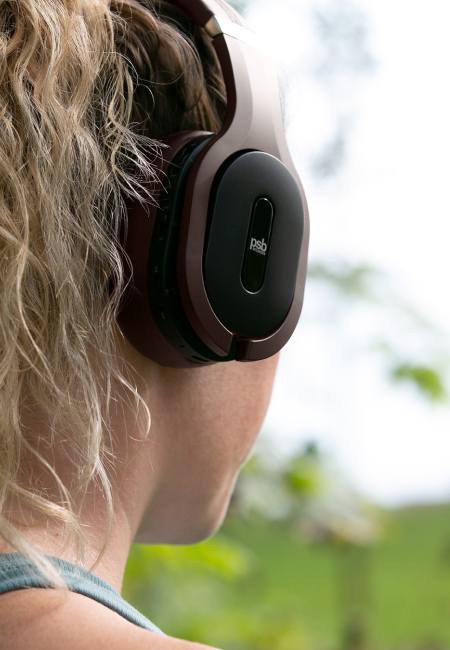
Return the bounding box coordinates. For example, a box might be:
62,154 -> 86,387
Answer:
204,151 -> 305,338
147,134 -> 238,363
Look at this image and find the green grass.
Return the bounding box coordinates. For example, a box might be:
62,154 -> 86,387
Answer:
123,503 -> 450,650
221,518 -> 341,649
371,504 -> 450,648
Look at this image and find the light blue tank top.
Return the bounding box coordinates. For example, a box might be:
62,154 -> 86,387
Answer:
0,553 -> 164,635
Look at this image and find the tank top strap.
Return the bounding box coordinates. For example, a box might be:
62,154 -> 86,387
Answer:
0,553 -> 164,635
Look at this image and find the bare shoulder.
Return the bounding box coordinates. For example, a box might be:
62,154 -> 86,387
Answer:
0,588 -> 220,650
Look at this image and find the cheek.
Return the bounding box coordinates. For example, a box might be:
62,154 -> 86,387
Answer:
207,356 -> 279,465
133,356 -> 279,544
155,358 -> 277,493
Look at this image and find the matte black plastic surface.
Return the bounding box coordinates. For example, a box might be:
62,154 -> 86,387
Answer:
204,151 -> 304,338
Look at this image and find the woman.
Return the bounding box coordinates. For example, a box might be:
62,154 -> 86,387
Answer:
0,0 -> 282,647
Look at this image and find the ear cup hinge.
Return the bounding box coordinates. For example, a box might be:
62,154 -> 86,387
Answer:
205,15 -> 262,50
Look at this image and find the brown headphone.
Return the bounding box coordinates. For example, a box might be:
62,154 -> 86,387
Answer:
116,0 -> 310,368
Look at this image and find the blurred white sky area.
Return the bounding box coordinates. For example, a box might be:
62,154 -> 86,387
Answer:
242,0 -> 450,507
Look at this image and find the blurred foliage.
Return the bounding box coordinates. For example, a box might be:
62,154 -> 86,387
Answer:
284,443 -> 323,495
311,123 -> 348,180
308,259 -> 450,405
391,365 -> 447,404
125,536 -> 252,583
230,442 -> 383,547
310,0 -> 376,178
312,0 -> 376,79
307,262 -> 380,301
227,443 -> 323,524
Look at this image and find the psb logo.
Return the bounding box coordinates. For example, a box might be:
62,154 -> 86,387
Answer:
250,237 -> 267,256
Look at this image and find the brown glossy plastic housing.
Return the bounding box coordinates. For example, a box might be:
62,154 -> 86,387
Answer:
171,5 -> 310,361
118,0 -> 310,366
166,0 -> 247,27
116,131 -> 214,368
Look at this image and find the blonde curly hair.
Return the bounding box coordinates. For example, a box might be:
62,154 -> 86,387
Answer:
0,0 -> 225,588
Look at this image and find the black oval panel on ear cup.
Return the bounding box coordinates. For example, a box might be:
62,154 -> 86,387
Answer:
203,151 -> 304,338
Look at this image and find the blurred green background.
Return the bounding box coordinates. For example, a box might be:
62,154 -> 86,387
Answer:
122,0 -> 450,648
123,443 -> 450,650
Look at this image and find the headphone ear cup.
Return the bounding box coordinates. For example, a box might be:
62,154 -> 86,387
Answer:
146,133 -> 237,364
116,131 -> 220,367
204,150 -> 304,338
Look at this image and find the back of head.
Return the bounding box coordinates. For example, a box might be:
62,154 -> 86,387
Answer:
0,0 -> 225,585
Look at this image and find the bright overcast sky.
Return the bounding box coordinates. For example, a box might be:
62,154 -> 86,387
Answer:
242,0 -> 450,507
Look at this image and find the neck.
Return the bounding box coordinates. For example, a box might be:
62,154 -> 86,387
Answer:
0,483 -> 136,593
0,420 -> 158,594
